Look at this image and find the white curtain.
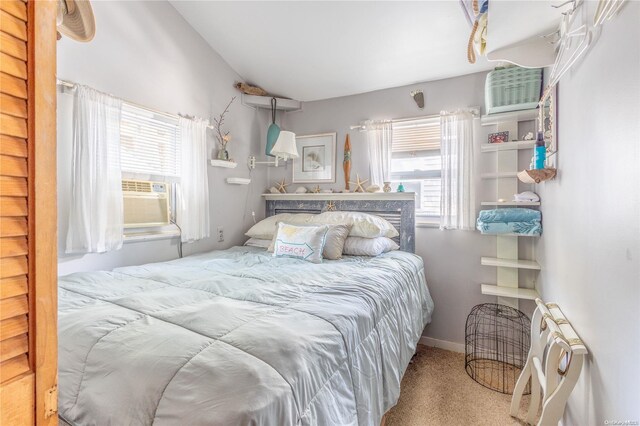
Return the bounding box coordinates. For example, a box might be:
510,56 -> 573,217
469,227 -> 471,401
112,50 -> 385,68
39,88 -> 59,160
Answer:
363,120 -> 393,187
66,86 -> 124,253
440,110 -> 476,230
177,117 -> 210,243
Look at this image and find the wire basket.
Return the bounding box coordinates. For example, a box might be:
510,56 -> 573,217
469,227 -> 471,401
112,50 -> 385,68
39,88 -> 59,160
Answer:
465,303 -> 531,394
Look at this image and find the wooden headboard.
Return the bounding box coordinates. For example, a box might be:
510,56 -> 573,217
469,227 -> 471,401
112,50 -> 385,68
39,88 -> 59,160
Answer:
263,193 -> 416,253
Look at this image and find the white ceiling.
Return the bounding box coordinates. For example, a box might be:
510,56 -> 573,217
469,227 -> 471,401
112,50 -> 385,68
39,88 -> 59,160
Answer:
170,1 -> 494,102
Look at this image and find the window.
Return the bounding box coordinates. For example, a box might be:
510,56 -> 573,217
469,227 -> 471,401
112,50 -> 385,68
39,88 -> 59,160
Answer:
391,117 -> 441,222
119,103 -> 181,231
119,103 -> 181,178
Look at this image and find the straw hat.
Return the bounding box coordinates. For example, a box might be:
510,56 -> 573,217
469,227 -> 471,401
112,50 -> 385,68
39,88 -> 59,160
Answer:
57,0 -> 95,42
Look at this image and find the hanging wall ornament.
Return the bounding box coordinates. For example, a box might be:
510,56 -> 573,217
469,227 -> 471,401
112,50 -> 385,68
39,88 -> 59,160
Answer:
265,97 -> 280,157
343,134 -> 351,191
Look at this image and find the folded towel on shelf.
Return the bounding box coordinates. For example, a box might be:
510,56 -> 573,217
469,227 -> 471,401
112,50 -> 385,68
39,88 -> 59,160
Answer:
478,208 -> 541,224
476,220 -> 542,236
514,191 -> 540,202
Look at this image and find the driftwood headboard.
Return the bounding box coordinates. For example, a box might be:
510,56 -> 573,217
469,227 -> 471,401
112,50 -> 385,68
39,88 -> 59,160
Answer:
263,193 -> 416,253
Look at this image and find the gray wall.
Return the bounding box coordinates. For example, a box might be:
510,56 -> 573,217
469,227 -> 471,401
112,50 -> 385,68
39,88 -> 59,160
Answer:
536,2 -> 640,423
57,1 -> 267,275
275,72 -> 536,345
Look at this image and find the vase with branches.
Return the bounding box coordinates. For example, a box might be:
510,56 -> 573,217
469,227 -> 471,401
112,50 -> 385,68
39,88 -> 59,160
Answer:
213,96 -> 236,160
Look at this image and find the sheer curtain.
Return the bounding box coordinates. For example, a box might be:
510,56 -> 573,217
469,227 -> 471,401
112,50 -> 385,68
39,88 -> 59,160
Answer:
66,86 -> 124,253
363,120 -> 393,187
177,117 -> 210,243
440,110 -> 476,230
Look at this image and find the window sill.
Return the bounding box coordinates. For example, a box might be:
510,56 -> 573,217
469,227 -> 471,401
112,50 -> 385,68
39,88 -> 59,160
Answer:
416,221 -> 440,228
123,229 -> 180,243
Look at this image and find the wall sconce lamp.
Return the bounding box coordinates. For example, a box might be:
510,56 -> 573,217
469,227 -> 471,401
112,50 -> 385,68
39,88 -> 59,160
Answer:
248,131 -> 299,169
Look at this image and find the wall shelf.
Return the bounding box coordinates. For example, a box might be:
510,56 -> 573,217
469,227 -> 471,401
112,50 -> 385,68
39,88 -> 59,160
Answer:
480,108 -> 539,126
210,159 -> 237,168
481,257 -> 541,270
480,284 -> 539,300
481,172 -> 519,179
480,140 -> 536,152
481,201 -> 540,206
242,94 -> 301,111
226,177 -> 250,185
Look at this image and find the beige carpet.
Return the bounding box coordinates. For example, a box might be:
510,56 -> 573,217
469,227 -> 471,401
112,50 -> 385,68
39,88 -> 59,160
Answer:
386,345 -> 532,426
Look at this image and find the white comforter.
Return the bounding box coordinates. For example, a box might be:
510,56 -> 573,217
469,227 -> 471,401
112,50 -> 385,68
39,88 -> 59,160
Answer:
58,247 -> 434,425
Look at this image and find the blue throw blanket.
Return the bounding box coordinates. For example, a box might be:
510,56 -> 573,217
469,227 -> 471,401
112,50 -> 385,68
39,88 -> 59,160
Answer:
476,220 -> 542,236
478,208 -> 541,223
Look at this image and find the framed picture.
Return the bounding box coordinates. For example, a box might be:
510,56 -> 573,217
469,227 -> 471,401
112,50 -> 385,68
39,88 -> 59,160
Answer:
488,131 -> 509,144
293,132 -> 336,183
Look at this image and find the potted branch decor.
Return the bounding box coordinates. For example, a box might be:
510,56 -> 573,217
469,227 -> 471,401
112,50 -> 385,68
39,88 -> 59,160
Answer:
214,96 -> 236,161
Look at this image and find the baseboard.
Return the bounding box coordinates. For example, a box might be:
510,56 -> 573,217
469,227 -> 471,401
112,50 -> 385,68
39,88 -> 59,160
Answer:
419,336 -> 465,353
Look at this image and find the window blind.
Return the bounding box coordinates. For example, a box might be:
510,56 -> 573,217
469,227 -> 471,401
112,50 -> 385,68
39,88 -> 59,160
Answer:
391,117 -> 440,153
120,103 -> 181,178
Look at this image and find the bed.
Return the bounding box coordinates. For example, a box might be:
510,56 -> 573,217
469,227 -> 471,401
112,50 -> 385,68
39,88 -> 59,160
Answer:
58,195 -> 434,425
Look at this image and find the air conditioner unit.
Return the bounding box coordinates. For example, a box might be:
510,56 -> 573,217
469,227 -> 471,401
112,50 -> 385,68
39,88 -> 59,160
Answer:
122,180 -> 170,228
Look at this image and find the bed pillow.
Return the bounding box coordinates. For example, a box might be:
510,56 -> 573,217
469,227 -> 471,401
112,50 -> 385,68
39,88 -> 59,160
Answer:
268,223 -> 352,260
244,238 -> 271,249
245,213 -> 316,240
342,236 -> 399,256
272,223 -> 329,263
309,211 -> 399,238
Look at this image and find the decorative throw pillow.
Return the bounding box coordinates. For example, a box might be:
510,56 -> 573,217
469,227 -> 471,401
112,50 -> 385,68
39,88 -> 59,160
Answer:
342,237 -> 399,256
272,223 -> 329,263
321,224 -> 352,260
268,223 -> 351,260
243,238 -> 271,249
245,213 -> 315,240
309,211 -> 399,238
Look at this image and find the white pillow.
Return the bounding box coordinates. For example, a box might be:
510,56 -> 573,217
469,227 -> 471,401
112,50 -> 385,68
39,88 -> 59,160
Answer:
273,223 -> 329,263
342,237 -> 399,256
244,238 -> 271,249
269,223 -> 352,260
309,211 -> 399,239
245,213 -> 315,240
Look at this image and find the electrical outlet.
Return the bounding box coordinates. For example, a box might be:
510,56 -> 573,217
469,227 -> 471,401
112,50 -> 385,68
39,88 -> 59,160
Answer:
217,226 -> 224,242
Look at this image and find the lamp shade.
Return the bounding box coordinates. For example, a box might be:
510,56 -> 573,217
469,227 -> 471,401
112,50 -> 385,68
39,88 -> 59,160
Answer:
270,131 -> 299,159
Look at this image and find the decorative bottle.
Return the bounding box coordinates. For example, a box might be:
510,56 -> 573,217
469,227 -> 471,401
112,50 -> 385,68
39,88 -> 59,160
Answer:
534,131 -> 546,170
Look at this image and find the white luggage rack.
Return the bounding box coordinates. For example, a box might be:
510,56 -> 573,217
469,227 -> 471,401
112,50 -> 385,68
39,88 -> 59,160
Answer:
510,298 -> 588,425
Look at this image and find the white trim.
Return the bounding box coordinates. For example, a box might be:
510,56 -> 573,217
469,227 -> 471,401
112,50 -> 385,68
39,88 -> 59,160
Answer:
262,192 -> 416,201
123,229 -> 180,243
419,336 -> 465,353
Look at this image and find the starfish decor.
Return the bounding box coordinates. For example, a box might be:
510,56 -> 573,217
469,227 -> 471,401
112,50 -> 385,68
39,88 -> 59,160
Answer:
311,185 -> 321,194
349,174 -> 369,193
274,179 -> 289,193
326,201 -> 336,212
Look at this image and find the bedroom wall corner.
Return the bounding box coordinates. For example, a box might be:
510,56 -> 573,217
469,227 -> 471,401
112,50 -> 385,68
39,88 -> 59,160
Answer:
57,0 -> 266,275
535,2 -> 640,424
278,72 -> 537,346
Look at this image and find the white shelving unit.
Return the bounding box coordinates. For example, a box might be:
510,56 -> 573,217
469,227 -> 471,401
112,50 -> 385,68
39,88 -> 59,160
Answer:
481,257 -> 540,270
480,108 -> 540,308
481,201 -> 541,206
480,284 -> 539,301
481,108 -> 539,126
480,140 -> 536,152
210,159 -> 237,168
481,172 -> 518,179
241,94 -> 301,112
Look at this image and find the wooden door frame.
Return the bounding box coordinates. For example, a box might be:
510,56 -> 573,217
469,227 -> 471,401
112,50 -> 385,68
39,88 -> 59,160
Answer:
28,0 -> 58,424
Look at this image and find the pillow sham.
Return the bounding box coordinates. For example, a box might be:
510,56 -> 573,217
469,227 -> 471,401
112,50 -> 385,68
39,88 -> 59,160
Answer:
245,213 -> 315,240
309,211 -> 399,239
243,238 -> 271,249
342,236 -> 399,256
272,222 -> 329,263
269,223 -> 352,260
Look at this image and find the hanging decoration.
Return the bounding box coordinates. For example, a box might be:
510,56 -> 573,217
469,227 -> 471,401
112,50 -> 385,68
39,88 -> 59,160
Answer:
343,134 -> 351,191
265,97 -> 280,157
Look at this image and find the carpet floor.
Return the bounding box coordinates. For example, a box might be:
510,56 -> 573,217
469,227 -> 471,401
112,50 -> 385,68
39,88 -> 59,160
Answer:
386,345 -> 531,426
